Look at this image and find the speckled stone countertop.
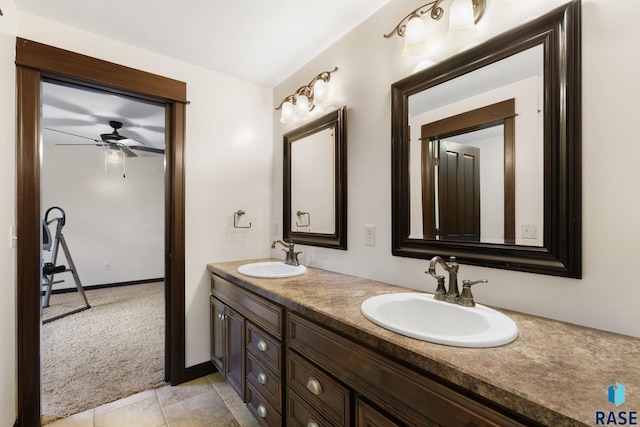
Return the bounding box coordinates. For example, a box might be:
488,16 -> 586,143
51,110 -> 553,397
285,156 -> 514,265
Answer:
208,259 -> 640,426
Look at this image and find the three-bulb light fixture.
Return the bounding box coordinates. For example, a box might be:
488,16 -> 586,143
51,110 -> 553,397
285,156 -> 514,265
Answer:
384,0 -> 487,59
276,66 -> 338,124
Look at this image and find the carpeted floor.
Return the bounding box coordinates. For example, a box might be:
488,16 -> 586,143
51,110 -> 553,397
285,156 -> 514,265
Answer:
41,282 -> 165,424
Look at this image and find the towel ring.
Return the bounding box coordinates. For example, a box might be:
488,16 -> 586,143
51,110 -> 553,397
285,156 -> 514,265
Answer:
296,211 -> 310,228
234,210 -> 252,229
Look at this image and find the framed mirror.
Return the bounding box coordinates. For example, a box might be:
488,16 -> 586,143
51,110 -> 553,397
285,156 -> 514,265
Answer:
391,1 -> 581,277
284,106 -> 347,249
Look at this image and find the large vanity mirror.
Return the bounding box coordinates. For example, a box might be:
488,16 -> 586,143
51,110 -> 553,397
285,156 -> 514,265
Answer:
284,106 -> 347,249
392,1 -> 581,277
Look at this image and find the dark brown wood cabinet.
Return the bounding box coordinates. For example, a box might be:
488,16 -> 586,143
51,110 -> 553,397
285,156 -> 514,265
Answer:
210,295 -> 245,397
211,274 -> 285,425
211,272 -> 534,427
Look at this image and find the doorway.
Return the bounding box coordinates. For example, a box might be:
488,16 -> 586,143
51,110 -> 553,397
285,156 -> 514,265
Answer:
40,80 -> 167,420
16,38 -> 187,427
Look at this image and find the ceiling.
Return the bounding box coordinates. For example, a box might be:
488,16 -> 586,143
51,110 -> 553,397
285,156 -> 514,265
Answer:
21,1 -> 392,153
15,0 -> 393,88
42,81 -> 166,153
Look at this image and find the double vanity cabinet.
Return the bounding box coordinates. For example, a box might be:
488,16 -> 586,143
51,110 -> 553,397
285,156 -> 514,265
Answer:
209,260 -> 640,427
210,263 -> 537,426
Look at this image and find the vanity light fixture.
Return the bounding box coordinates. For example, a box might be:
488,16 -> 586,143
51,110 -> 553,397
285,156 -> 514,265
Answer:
275,67 -> 338,123
384,0 -> 487,57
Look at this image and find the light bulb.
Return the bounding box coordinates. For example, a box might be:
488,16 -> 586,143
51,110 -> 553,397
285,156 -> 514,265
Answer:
313,79 -> 329,105
280,101 -> 295,123
402,16 -> 427,57
295,95 -> 310,117
448,0 -> 477,41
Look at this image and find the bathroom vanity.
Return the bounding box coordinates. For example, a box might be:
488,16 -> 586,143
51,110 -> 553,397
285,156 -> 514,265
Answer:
208,259 -> 640,426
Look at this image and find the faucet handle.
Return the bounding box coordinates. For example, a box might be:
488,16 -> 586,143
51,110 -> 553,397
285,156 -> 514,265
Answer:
292,251 -> 302,266
459,279 -> 488,307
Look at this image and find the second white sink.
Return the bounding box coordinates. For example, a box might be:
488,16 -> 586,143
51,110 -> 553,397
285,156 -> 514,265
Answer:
237,261 -> 307,278
360,292 -> 518,348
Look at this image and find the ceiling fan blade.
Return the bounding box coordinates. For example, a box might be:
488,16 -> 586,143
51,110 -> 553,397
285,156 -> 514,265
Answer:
55,143 -> 106,146
129,145 -> 165,154
117,144 -> 138,158
44,127 -> 101,142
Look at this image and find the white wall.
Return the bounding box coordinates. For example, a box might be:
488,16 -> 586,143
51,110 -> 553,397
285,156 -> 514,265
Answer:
0,0 -> 17,424
41,144 -> 165,287
272,0 -> 640,339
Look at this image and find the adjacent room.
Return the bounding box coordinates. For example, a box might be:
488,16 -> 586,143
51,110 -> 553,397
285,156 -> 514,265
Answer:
40,81 -> 166,422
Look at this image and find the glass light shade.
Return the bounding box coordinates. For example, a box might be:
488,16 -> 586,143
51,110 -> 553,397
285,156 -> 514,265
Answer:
280,101 -> 295,123
313,79 -> 329,104
402,16 -> 427,57
295,95 -> 310,117
106,148 -> 123,163
448,0 -> 477,41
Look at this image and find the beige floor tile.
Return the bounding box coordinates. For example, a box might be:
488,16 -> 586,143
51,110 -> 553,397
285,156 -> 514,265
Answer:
94,389 -> 158,417
43,409 -> 93,427
156,376 -> 214,408
208,374 -> 259,427
163,390 -> 239,427
94,394 -> 166,427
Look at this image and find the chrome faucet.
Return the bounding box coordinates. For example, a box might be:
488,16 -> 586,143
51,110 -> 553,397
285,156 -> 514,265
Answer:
427,256 -> 487,306
271,240 -> 302,266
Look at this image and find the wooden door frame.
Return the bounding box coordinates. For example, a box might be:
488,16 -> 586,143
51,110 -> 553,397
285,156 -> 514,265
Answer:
420,98 -> 516,243
16,38 -> 187,427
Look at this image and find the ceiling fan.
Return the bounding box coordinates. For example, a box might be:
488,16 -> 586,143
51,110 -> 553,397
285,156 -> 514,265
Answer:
45,120 -> 164,157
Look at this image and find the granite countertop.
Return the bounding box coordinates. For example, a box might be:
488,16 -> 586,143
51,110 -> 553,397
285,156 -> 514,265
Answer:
208,259 -> 640,426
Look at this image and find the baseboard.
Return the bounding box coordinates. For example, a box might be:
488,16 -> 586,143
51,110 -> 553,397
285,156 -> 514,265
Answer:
47,278 -> 164,295
183,361 -> 217,383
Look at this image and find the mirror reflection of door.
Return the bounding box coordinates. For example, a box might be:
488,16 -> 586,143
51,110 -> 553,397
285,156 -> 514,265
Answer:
424,139 -> 481,241
417,99 -> 516,244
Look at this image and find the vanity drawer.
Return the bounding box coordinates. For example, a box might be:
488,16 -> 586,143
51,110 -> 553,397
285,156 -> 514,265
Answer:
287,351 -> 351,427
287,388 -> 333,427
247,322 -> 282,375
246,351 -> 282,411
247,382 -> 282,427
211,274 -> 284,339
287,312 -> 527,427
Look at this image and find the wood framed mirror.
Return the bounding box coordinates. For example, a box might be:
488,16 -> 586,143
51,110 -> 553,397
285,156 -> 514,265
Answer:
391,1 -> 581,277
283,106 -> 347,249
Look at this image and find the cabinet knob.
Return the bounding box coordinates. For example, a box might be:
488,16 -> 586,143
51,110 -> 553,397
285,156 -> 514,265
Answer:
307,420 -> 320,427
306,377 -> 323,395
257,339 -> 268,352
257,372 -> 268,384
257,403 -> 268,418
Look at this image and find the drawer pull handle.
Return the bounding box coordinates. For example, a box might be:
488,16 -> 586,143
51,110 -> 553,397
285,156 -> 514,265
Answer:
257,339 -> 268,352
307,420 -> 319,427
306,377 -> 323,395
257,403 -> 268,418
257,372 -> 268,384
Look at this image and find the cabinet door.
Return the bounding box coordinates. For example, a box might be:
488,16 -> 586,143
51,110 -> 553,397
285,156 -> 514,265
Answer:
225,305 -> 245,399
210,297 -> 225,372
356,399 -> 404,427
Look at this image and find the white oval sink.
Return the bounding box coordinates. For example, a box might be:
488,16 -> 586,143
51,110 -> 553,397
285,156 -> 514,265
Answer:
237,261 -> 307,278
360,293 -> 518,348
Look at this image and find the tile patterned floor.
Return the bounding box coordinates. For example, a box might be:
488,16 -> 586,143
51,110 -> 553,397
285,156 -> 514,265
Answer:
44,373 -> 259,427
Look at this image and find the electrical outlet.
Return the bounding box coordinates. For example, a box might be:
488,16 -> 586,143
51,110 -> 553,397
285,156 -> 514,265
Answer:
365,224 -> 376,246
272,222 -> 279,238
104,262 -> 110,270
